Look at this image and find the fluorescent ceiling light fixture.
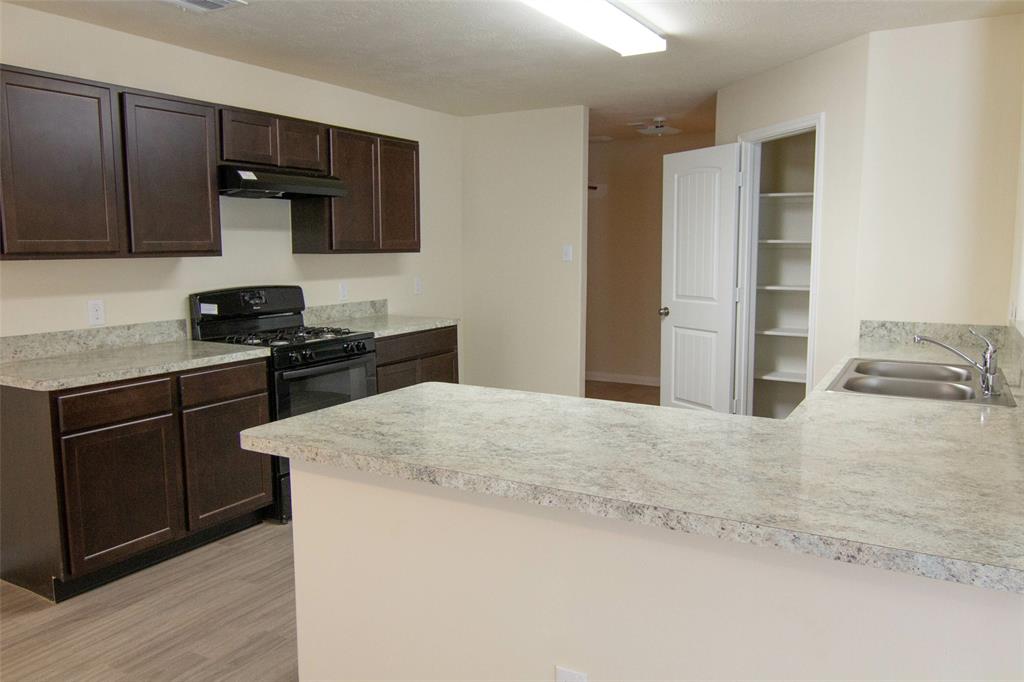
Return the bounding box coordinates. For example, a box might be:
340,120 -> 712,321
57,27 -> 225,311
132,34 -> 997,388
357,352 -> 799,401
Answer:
521,0 -> 666,56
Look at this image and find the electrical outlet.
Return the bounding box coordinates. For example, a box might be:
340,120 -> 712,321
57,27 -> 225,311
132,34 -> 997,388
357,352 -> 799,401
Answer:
87,299 -> 105,326
414,275 -> 423,295
555,666 -> 587,682
562,244 -> 574,262
338,281 -> 349,301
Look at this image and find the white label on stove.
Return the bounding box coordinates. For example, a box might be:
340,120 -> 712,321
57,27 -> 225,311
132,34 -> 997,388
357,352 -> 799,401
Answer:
200,303 -> 219,315
238,170 -> 258,180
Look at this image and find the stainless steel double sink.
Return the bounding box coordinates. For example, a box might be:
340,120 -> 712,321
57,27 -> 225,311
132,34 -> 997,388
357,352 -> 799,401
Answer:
827,359 -> 1016,407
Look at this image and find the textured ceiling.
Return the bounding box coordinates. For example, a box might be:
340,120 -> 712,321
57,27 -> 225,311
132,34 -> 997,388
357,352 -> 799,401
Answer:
10,0 -> 1024,136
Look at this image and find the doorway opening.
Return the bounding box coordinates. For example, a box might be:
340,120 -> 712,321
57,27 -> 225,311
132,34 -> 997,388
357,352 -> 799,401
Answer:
584,100 -> 717,406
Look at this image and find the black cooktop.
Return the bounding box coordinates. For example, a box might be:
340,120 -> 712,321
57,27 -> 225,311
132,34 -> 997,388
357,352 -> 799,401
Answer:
224,325 -> 355,347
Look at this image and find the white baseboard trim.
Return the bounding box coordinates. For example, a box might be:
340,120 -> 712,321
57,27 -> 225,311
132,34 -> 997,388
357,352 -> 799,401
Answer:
585,371 -> 660,387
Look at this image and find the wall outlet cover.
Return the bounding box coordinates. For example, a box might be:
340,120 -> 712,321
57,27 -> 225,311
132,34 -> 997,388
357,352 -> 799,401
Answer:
338,282 -> 349,301
87,299 -> 105,327
414,275 -> 423,295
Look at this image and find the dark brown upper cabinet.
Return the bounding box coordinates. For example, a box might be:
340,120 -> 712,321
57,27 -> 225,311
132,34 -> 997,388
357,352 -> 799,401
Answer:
379,138 -> 420,251
0,69 -> 125,256
278,118 -> 328,173
291,130 -> 419,254
221,109 -> 278,166
123,93 -> 220,255
220,108 -> 327,173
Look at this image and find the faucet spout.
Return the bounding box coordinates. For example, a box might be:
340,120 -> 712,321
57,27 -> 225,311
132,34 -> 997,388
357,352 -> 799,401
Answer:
913,329 -> 1000,396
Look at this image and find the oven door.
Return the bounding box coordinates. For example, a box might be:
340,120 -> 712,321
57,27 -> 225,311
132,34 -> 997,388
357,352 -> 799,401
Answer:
273,354 -> 377,420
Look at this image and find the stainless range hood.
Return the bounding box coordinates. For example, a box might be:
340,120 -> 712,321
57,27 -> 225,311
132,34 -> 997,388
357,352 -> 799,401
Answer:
218,165 -> 347,199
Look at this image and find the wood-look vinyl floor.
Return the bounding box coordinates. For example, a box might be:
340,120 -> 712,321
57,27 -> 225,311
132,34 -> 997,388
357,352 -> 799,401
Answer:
1,523 -> 298,682
585,380 -> 660,406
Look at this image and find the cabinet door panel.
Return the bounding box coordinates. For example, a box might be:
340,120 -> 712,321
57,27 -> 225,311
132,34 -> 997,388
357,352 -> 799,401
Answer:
182,394 -> 271,531
330,129 -> 379,250
124,94 -> 220,254
61,414 -> 184,575
377,359 -> 418,394
378,139 -> 420,251
420,351 -> 458,384
279,119 -> 328,172
221,109 -> 278,166
0,70 -> 123,255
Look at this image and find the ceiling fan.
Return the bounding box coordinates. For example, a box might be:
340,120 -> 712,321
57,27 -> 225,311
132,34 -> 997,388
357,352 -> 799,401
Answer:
628,117 -> 681,137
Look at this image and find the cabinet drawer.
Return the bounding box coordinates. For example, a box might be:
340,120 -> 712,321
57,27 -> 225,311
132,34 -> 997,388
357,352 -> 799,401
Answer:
58,378 -> 174,434
179,361 -> 267,409
375,326 -> 457,366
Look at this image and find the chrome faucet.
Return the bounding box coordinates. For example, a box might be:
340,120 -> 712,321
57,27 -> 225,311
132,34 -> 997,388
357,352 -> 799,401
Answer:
913,328 -> 1000,396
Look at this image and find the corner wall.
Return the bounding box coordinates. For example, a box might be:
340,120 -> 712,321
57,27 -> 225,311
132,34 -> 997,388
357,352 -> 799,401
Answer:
461,107 -> 589,396
717,14 -> 1024,382
717,36 -> 871,384
856,15 -> 1024,325
1012,18 -> 1024,334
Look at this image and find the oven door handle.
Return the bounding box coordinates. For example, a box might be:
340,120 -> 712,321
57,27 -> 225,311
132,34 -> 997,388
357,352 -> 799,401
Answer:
279,358 -> 370,382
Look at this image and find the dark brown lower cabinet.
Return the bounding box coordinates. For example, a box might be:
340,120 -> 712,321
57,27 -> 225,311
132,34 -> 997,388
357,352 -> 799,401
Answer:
0,359 -> 272,601
61,414 -> 185,576
377,359 -> 419,394
376,326 -> 458,394
182,394 -> 271,531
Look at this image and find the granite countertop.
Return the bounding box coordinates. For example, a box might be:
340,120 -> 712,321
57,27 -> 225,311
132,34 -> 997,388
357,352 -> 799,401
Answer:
0,341 -> 270,391
319,314 -> 459,339
242,340 -> 1024,593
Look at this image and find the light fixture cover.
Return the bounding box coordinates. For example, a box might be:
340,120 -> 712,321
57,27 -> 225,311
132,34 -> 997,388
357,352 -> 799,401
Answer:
522,0 -> 666,56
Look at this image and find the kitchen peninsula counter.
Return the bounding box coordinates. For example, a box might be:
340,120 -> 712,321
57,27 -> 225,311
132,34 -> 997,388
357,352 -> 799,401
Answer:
241,341 -> 1023,679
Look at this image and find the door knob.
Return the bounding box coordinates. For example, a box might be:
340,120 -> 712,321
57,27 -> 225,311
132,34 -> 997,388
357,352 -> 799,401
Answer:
658,307 -> 670,318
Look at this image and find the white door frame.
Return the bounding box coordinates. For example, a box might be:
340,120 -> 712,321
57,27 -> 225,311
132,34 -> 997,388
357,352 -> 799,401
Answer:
734,113 -> 826,414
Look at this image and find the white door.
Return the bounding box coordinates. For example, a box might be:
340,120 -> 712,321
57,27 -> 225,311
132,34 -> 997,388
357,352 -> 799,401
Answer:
660,144 -> 740,411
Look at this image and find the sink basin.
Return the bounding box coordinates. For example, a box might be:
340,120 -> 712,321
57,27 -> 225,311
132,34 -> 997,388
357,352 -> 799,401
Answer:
852,360 -> 972,382
841,375 -> 975,401
826,357 -> 1016,407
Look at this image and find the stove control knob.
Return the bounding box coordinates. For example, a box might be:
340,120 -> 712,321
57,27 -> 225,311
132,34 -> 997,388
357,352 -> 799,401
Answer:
342,343 -> 352,353
302,350 -> 315,362
355,341 -> 367,352
287,352 -> 301,365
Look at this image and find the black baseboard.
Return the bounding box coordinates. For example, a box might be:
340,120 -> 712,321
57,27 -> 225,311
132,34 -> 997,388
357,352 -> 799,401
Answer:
50,511 -> 266,602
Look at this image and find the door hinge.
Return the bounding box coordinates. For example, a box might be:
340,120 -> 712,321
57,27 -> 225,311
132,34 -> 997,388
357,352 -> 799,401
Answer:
737,170 -> 742,187
734,286 -> 743,304
731,398 -> 740,414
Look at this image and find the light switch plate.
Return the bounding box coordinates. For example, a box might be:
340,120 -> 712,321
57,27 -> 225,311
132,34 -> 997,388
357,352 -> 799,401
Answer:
87,299 -> 105,327
414,275 -> 423,295
562,244 -> 574,262
555,666 -> 587,682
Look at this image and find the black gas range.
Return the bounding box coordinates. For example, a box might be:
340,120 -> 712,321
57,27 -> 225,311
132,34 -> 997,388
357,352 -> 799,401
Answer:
189,285 -> 378,522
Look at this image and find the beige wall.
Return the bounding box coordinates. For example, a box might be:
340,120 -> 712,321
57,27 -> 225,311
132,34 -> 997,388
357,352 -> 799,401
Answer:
718,14 -> 1024,383
0,2 -> 465,336
462,107 -> 589,396
717,36 -> 871,385
291,463 -> 1024,680
1013,25 -> 1024,334
586,132 -> 714,384
856,15 -> 1024,325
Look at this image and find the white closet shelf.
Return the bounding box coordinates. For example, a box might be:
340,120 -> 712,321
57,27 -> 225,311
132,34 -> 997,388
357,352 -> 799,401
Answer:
756,327 -> 809,338
758,239 -> 811,247
756,284 -> 810,292
754,370 -> 807,384
760,192 -> 813,198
